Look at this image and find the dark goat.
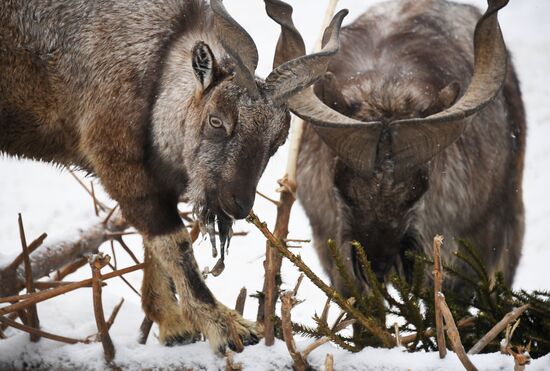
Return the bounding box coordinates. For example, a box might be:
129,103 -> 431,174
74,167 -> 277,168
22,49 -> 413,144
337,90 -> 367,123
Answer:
270,0 -> 524,294
0,0 -> 346,352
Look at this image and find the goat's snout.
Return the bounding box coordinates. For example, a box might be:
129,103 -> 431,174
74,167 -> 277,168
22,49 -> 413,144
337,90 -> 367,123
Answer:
220,188 -> 255,220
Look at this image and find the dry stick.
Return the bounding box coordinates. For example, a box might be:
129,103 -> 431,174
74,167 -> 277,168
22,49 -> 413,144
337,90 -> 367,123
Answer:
110,240 -> 118,269
256,190 -> 280,207
302,319 -> 355,359
235,287 -> 247,316
394,323 -> 402,347
433,235 -> 447,358
325,353 -> 334,371
90,254 -> 116,363
468,304 -> 529,355
0,312 -> 18,333
138,316 -> 154,345
302,298 -> 356,358
68,170 -> 107,212
53,257 -> 89,281
33,280 -> 95,290
1,216 -> 128,298
90,181 -> 99,217
0,315 -> 91,344
280,291 -> 309,371
115,237 -> 141,265
260,0 -> 340,347
6,233 -> 48,271
438,293 -> 478,371
0,263 -> 145,316
106,298 -> 125,331
103,204 -> 119,225
261,176 -> 295,345
18,214 -> 40,342
400,316 -> 476,345
108,263 -> 141,297
248,212 -> 394,347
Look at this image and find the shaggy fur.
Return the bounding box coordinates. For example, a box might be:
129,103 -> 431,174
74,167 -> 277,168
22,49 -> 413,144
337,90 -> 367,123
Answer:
297,0 -> 525,295
0,0 -> 290,352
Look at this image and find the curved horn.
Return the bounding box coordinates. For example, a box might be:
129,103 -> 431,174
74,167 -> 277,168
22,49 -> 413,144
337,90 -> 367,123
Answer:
211,0 -> 259,97
265,9 -> 348,103
289,0 -> 509,178
389,0 -> 509,176
264,0 -> 306,68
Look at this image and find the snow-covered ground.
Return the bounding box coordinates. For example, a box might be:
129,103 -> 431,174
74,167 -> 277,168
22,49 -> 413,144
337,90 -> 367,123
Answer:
1,0 -> 549,370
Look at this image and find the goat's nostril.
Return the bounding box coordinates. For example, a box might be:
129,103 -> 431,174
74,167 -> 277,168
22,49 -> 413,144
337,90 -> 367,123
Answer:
231,194 -> 254,220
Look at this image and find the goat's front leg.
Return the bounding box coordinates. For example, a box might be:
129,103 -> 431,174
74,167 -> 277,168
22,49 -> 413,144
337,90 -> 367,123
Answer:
82,116 -> 259,353
144,228 -> 260,353
142,247 -> 200,346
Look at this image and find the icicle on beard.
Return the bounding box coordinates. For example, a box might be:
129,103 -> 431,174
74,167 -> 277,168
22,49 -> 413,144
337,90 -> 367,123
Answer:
196,206 -> 234,277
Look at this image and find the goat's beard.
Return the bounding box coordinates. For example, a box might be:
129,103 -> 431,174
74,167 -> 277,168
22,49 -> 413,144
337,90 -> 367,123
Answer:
192,202 -> 234,276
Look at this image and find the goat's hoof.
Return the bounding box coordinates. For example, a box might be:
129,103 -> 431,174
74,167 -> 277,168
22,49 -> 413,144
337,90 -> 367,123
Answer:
209,307 -> 262,354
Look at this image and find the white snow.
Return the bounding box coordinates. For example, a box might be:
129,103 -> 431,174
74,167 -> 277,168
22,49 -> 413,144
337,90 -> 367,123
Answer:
1,0 -> 549,370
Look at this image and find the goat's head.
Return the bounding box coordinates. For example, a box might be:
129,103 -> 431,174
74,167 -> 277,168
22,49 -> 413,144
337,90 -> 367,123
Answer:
151,0 -> 348,253
268,0 -> 510,279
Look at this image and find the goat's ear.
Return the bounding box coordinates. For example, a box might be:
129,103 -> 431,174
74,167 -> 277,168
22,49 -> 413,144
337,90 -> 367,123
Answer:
423,81 -> 461,117
314,72 -> 349,113
192,41 -> 216,93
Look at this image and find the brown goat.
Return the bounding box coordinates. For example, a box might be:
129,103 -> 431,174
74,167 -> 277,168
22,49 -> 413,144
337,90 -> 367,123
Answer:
270,0 -> 525,294
0,0 -> 346,352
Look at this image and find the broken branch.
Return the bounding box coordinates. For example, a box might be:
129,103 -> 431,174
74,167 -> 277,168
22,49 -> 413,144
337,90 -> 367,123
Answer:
438,293 -> 478,371
468,304 -> 529,355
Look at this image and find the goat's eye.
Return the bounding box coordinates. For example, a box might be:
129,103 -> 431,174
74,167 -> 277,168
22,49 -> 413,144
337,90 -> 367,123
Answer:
209,115 -> 223,129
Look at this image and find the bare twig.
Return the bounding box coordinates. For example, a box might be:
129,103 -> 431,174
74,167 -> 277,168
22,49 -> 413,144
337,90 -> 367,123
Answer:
90,181 -> 99,217
108,263 -> 140,297
18,214 -> 40,342
52,257 -> 88,281
1,215 -> 129,298
256,190 -> 280,207
0,263 -> 145,316
281,291 -> 308,371
324,353 -> 334,371
468,304 -> 529,355
106,298 -> 125,331
500,321 -> 532,371
285,238 -> 311,244
90,254 -> 115,363
0,312 -> 19,333
293,274 -> 305,296
302,319 -> 355,358
110,241 -> 117,269
138,316 -> 153,345
0,315 -> 91,344
400,316 -> 476,345
394,323 -> 401,348
103,204 -> 119,225
235,287 -> 247,316
116,237 -> 141,265
438,293 -> 478,371
261,176 -> 296,345
259,0 -> 340,347
33,280 -> 96,290
248,211 -> 394,347
433,235 -> 446,358
68,170 -> 108,212
6,233 -> 48,271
